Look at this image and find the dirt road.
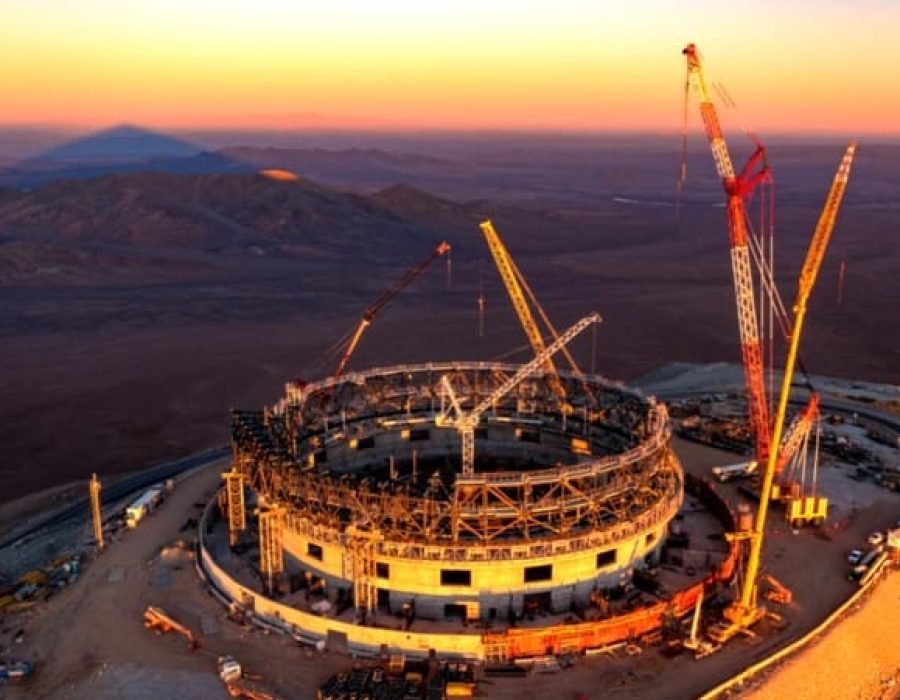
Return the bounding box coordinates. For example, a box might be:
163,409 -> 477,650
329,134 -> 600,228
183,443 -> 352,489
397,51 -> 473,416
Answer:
3,439 -> 897,700
4,464 -> 230,699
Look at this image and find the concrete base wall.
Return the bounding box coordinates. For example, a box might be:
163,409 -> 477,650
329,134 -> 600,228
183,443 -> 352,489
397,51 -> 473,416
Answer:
282,521 -> 668,620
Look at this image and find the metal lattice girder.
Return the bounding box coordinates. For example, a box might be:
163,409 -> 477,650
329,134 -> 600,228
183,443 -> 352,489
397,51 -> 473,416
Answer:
231,362 -> 680,547
223,468 -> 246,547
259,507 -> 285,582
350,535 -> 378,615
89,473 -> 104,549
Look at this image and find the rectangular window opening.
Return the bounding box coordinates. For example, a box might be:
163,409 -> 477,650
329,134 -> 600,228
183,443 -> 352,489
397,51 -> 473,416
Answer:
596,549 -> 616,568
524,564 -> 553,583
440,569 -> 472,586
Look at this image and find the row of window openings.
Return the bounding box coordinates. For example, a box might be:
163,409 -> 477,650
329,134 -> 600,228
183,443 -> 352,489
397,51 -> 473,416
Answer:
307,534 -> 656,582
372,550 -> 620,587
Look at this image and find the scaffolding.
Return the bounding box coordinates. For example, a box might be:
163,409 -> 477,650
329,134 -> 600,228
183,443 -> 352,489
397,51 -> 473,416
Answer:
223,467 -> 246,547
89,473 -> 104,549
259,506 -> 285,592
347,526 -> 380,617
232,363 -> 680,547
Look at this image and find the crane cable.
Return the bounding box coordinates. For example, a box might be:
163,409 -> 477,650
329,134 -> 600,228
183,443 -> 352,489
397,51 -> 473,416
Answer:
506,258 -> 601,406
676,61 -> 691,227
682,54 -> 817,397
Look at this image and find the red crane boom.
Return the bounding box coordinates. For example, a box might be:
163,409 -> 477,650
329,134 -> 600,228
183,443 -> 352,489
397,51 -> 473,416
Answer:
683,43 -> 772,464
334,241 -> 451,378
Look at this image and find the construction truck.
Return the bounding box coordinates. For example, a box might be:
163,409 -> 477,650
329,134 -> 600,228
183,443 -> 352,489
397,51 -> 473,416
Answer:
126,486 -> 164,528
143,606 -> 200,649
711,460 -> 758,483
218,656 -> 283,700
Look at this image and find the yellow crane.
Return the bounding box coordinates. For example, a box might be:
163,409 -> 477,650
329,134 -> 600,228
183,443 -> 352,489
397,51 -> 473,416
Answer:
478,220 -> 584,405
711,142 -> 857,642
437,312 -> 602,474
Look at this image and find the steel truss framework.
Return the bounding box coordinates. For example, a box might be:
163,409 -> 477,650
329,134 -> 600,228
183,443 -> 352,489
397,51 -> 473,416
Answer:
231,363 -> 682,549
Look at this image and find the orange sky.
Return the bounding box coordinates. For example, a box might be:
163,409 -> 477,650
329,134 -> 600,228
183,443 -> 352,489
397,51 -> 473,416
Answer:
2,1 -> 898,134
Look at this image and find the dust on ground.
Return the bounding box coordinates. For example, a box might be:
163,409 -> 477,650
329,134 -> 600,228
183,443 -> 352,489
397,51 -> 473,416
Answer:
741,570 -> 900,700
1,438 -> 898,700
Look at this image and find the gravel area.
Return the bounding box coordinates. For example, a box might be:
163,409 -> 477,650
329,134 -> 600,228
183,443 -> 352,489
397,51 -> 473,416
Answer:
743,571 -> 900,700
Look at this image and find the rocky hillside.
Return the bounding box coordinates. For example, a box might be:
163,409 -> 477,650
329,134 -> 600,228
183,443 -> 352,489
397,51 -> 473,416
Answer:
0,171 -> 486,284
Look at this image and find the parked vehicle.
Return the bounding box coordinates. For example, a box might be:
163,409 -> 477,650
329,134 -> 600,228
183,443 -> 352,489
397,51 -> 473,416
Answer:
850,549 -> 882,581
218,656 -> 242,683
0,661 -> 34,682
867,531 -> 885,547
125,486 -> 164,528
711,461 -> 758,483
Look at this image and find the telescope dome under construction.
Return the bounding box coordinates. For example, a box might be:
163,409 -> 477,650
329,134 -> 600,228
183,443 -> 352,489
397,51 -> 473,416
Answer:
229,353 -> 684,621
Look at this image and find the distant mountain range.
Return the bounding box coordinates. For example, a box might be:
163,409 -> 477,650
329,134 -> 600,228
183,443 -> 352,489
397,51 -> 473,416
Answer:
0,170 -> 476,249
0,164 -> 494,285
0,125 -> 459,190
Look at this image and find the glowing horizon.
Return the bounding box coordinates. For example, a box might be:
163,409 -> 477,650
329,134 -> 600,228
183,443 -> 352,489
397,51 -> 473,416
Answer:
2,1 -> 897,135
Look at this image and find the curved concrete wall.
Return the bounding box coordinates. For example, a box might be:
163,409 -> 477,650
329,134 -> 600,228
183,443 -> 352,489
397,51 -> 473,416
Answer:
196,472 -> 739,661
198,504 -> 483,659
283,519 -> 669,620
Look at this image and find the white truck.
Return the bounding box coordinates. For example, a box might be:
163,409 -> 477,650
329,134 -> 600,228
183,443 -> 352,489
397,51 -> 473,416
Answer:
125,486 -> 164,528
711,460 -> 758,483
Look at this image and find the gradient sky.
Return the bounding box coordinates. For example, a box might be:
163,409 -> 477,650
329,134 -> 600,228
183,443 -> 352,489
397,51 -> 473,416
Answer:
2,0 -> 897,134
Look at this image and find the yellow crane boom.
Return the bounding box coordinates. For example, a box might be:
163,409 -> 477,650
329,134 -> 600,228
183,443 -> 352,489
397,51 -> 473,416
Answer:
729,142 -> 856,632
478,220 -> 576,403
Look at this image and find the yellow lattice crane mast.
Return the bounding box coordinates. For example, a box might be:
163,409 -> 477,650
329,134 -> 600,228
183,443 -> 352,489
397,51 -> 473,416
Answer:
713,143 -> 856,642
89,473 -> 104,549
478,220 -> 583,405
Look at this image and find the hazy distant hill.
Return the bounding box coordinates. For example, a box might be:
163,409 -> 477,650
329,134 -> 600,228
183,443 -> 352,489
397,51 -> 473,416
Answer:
30,124 -> 201,164
0,125 -> 249,188
0,170 -> 492,285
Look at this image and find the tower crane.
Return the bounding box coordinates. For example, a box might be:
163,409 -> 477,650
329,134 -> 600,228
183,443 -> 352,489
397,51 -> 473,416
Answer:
682,44 -> 772,466
711,143 -> 856,642
437,312 -> 602,475
333,241 -> 451,378
478,220 -> 584,406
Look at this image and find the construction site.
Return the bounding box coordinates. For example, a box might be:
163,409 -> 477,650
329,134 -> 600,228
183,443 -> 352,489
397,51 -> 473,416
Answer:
2,43 -> 899,700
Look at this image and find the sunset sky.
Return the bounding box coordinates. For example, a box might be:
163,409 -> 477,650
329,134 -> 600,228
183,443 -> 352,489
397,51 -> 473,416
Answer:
2,0 -> 898,134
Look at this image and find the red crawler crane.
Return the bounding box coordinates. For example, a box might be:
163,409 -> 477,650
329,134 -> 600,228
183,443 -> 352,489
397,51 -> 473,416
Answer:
334,241 -> 451,378
683,43 -> 772,465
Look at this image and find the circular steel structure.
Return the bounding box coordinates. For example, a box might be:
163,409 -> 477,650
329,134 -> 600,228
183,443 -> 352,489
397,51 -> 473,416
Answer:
231,363 -> 684,619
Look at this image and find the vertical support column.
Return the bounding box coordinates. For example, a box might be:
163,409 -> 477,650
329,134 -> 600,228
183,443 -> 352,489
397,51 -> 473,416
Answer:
89,473 -> 104,549
223,467 -> 246,547
352,537 -> 377,619
259,506 -> 284,593
461,428 -> 475,475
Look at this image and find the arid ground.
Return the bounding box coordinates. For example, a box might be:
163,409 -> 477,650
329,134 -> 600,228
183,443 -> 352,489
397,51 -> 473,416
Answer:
1,130 -> 898,502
